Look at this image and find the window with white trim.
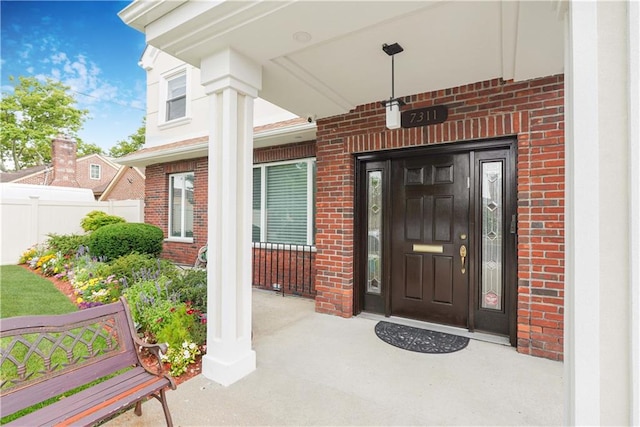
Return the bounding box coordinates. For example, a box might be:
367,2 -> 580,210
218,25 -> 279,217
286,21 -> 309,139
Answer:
252,158 -> 316,245
90,164 -> 101,180
169,172 -> 194,239
165,73 -> 186,121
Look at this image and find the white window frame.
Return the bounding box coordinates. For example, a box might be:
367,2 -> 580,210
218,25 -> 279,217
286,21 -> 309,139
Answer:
252,158 -> 316,246
158,66 -> 191,129
89,164 -> 101,180
167,171 -> 194,242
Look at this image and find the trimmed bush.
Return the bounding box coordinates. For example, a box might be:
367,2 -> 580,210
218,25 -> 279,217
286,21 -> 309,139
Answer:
81,210 -> 126,232
89,223 -> 163,261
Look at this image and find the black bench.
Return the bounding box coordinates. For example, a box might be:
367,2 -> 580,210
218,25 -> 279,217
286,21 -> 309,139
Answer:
0,297 -> 176,426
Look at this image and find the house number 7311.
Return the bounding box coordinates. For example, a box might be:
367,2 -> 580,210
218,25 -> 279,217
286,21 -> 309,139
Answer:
401,105 -> 448,128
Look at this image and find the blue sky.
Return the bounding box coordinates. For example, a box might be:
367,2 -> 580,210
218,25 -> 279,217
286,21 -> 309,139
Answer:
1,0 -> 146,152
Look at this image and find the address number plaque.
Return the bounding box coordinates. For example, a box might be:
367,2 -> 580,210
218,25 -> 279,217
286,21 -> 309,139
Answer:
401,105 -> 448,128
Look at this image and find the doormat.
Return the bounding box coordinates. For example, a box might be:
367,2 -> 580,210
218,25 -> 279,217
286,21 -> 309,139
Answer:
374,321 -> 469,354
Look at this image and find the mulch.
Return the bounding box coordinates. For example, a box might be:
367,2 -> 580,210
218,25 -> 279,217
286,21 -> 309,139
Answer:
21,264 -> 202,385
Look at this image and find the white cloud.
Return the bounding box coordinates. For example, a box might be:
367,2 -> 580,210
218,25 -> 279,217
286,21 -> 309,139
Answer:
19,43 -> 33,60
51,52 -> 67,64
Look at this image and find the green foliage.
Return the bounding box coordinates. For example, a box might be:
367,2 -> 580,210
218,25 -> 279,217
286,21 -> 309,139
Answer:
0,76 -> 89,171
0,266 -> 77,318
89,223 -> 163,261
122,277 -> 175,334
46,233 -> 90,257
105,252 -> 179,286
160,341 -> 200,377
155,304 -> 196,348
108,118 -> 145,158
76,140 -> 104,157
168,269 -> 207,314
80,210 -> 126,233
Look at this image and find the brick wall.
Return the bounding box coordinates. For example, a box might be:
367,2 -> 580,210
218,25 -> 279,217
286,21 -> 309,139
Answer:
252,244 -> 316,298
50,137 -> 79,187
102,167 -> 145,201
76,156 -> 118,192
314,75 -> 565,360
147,140 -> 316,266
15,171 -> 50,185
144,158 -> 208,265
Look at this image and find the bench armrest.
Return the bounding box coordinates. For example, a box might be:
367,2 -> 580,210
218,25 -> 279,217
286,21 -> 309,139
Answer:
133,335 -> 171,377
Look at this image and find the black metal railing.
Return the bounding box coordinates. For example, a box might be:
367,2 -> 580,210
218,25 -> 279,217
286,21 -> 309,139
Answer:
252,243 -> 316,298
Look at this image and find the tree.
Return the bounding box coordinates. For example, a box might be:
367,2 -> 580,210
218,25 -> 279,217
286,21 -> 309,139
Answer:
108,118 -> 145,158
76,139 -> 104,157
0,76 -> 89,171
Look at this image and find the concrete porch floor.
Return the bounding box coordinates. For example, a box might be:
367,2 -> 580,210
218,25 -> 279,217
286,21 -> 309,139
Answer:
107,289 -> 563,426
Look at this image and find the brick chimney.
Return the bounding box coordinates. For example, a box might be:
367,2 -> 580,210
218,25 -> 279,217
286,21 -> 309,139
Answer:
49,136 -> 80,187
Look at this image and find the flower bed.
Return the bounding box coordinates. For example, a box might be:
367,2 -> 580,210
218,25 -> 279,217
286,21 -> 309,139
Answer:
18,223 -> 207,381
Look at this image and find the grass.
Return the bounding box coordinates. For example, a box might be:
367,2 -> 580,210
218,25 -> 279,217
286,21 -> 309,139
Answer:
0,265 -> 77,318
0,265 -> 115,424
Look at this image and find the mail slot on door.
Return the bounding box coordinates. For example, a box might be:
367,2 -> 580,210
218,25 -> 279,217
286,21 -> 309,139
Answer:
412,244 -> 444,254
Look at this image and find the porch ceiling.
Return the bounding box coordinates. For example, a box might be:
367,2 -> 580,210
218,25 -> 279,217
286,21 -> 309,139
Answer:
120,0 -> 564,120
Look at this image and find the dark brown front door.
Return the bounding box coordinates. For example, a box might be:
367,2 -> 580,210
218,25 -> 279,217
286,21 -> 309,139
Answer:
356,140 -> 517,343
390,153 -> 470,327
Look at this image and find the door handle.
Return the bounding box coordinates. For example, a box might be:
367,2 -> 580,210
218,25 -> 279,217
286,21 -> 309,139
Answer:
460,245 -> 467,274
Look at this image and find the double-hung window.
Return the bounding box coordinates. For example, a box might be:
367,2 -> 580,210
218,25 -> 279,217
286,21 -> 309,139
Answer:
169,172 -> 194,240
253,158 -> 316,245
90,164 -> 101,180
166,73 -> 186,122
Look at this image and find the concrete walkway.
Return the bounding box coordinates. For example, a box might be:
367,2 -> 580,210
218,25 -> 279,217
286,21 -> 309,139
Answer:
108,290 -> 563,426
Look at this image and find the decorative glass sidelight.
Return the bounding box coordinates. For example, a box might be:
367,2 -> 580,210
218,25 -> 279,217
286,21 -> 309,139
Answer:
481,162 -> 503,310
367,171 -> 383,294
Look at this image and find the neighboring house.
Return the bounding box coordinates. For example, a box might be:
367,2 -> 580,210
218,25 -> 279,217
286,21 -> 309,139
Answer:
119,1 -> 638,421
0,137 -> 146,201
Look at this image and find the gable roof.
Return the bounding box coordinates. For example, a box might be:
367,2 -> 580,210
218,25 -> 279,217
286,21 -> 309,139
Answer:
0,165 -> 48,183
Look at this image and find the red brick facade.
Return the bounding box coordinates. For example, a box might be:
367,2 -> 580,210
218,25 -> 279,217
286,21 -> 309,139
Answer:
314,75 -> 565,360
146,75 -> 564,360
6,143 -> 143,201
144,158 -> 208,265
145,140 -> 317,265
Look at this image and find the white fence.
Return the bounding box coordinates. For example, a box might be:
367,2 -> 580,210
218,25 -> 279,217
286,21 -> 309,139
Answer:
0,198 -> 144,265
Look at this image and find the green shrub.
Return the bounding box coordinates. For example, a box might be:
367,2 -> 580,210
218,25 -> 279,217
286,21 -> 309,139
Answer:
89,223 -> 163,261
168,269 -> 207,314
105,253 -> 179,286
155,304 -> 197,347
46,233 -> 90,257
81,210 -> 126,232
122,277 -> 173,328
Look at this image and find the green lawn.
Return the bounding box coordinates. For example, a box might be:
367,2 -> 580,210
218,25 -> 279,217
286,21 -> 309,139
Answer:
0,265 -> 114,425
0,265 -> 77,318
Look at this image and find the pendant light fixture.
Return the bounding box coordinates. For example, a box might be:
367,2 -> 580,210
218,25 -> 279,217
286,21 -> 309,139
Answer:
381,42 -> 405,130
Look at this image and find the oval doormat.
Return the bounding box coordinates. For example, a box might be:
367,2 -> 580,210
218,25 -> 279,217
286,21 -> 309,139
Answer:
374,321 -> 469,354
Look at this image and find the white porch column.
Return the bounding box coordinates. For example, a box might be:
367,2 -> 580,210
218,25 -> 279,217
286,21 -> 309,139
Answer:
565,1 -> 639,424
200,48 -> 260,386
